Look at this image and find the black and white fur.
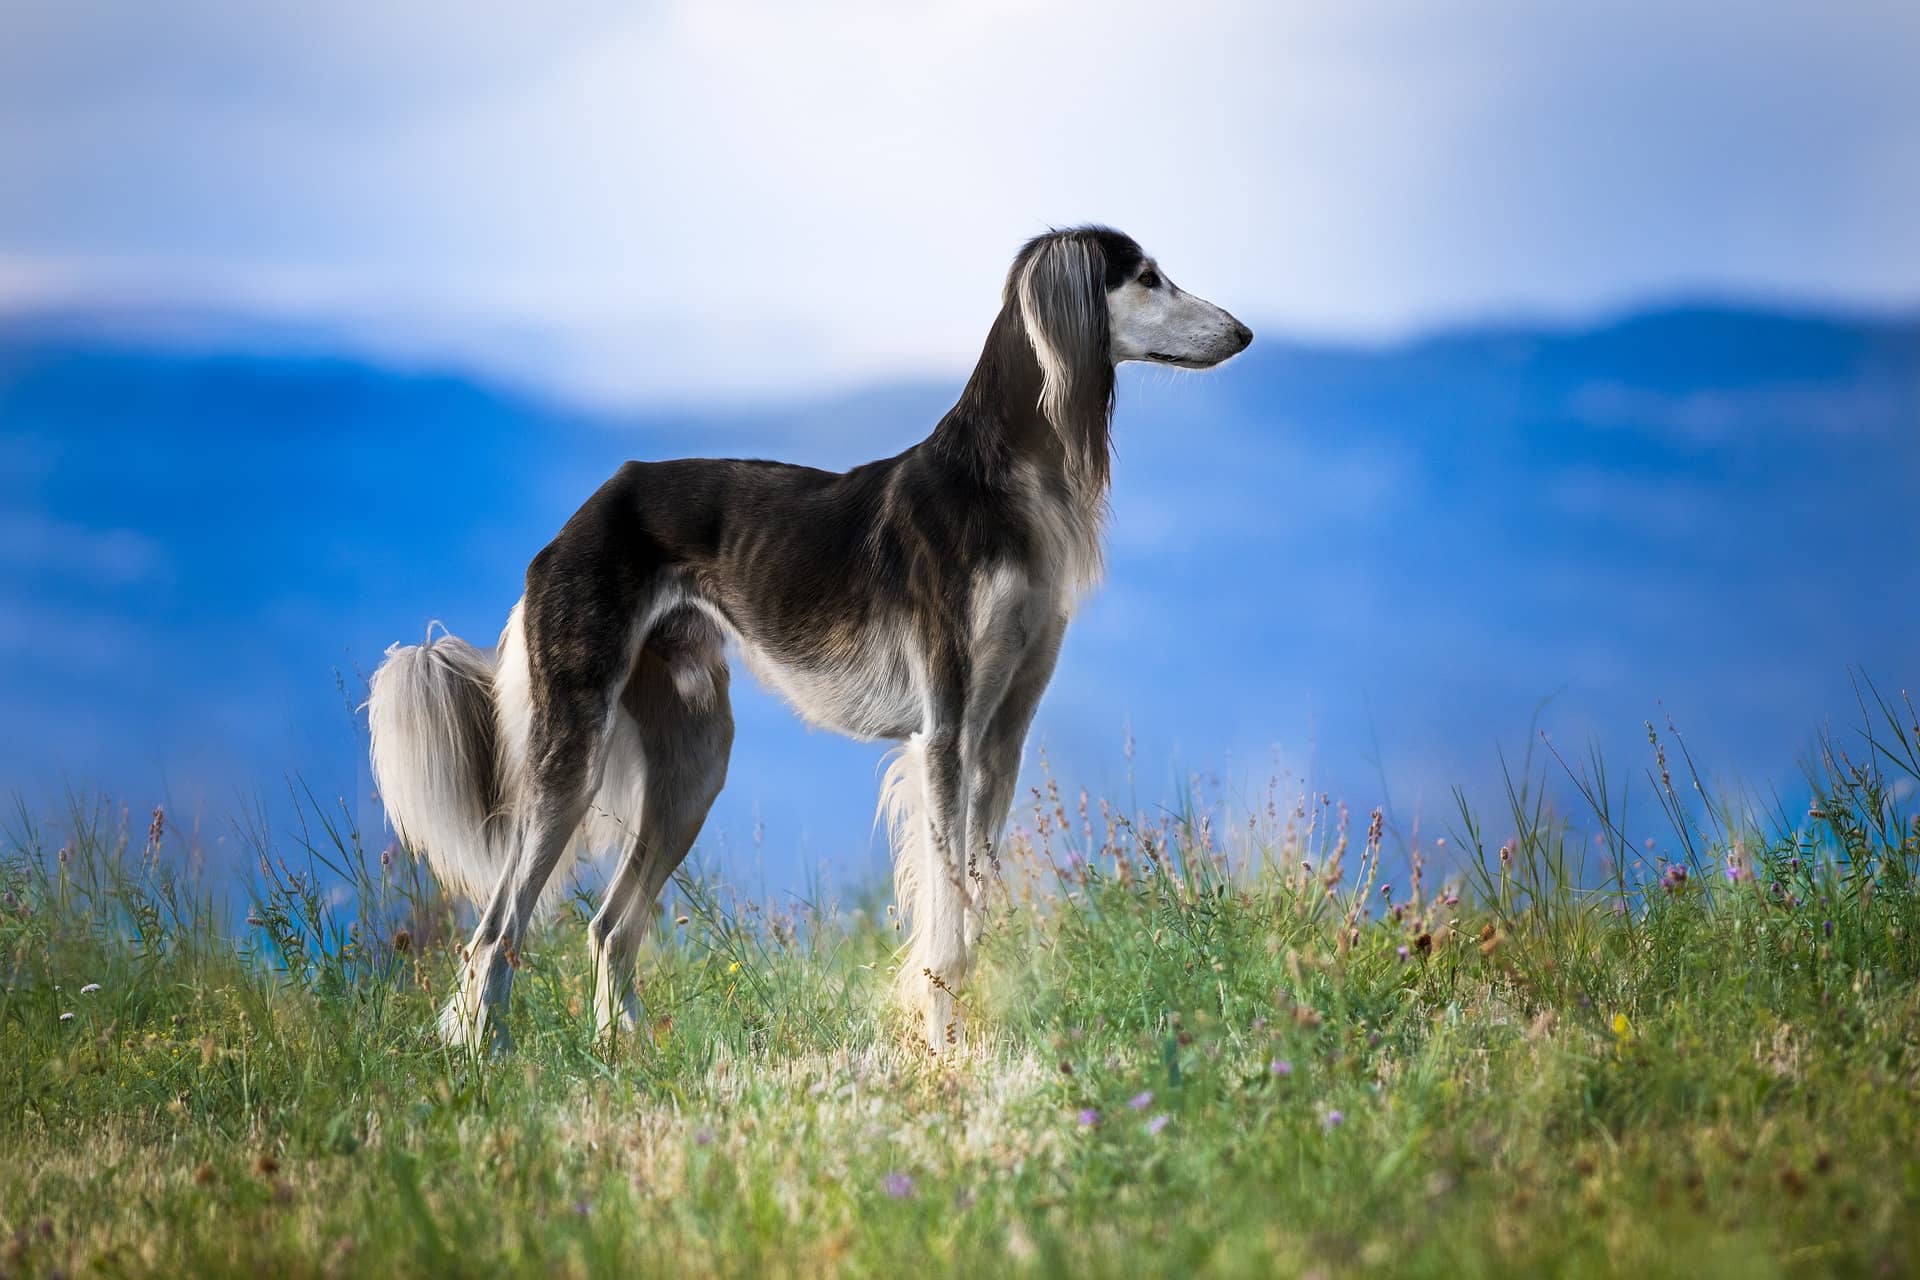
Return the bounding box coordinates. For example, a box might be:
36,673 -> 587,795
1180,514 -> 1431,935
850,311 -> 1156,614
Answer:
368,226 -> 1251,1053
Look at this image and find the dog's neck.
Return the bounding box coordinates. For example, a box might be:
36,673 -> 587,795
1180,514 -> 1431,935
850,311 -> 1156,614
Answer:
929,304 -> 1114,501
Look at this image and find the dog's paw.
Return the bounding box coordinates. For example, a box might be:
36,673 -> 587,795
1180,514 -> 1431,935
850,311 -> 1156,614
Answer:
438,997 -> 512,1057
592,992 -> 647,1047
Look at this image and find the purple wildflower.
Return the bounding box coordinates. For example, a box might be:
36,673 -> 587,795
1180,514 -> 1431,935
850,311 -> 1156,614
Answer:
883,1172 -> 917,1200
692,1127 -> 715,1147
1128,1090 -> 1154,1111
1323,1109 -> 1344,1131
1396,944 -> 1410,962
1147,1113 -> 1170,1137
1076,1108 -> 1099,1128
1270,1058 -> 1293,1077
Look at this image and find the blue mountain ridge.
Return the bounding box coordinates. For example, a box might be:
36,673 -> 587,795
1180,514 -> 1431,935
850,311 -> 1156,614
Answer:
2,303 -> 1915,892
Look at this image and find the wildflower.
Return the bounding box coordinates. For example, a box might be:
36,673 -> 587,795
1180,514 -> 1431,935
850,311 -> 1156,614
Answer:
1128,1091 -> 1154,1111
1823,920 -> 1834,938
1270,1058 -> 1293,1077
80,983 -> 101,995
59,1011 -> 73,1022
380,843 -> 396,870
1077,1108 -> 1099,1128
1323,1109 -> 1344,1131
883,1172 -> 917,1200
572,1200 -> 593,1217
1442,891 -> 1459,907
1661,864 -> 1688,892
693,1127 -> 715,1147
1147,1114 -> 1170,1137
1396,945 -> 1410,962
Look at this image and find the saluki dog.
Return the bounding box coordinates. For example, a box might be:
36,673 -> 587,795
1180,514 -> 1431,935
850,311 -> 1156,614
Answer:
368,226 -> 1251,1053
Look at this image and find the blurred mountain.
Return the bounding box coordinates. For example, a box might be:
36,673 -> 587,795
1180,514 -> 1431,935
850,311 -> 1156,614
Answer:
2,303 -> 1916,886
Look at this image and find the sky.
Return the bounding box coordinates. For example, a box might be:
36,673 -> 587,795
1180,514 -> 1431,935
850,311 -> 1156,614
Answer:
3,1 -> 1918,403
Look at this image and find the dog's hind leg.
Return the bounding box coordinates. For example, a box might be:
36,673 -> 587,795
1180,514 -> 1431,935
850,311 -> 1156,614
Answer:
443,712 -> 614,1055
588,615 -> 732,1044
441,506 -> 660,1054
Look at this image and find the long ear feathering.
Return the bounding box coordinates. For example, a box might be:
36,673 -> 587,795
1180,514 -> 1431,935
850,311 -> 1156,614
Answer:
1014,231 -> 1115,498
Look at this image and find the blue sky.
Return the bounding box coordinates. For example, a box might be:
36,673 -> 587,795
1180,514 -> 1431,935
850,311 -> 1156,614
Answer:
4,2 -> 1917,402
2,3 -> 1918,893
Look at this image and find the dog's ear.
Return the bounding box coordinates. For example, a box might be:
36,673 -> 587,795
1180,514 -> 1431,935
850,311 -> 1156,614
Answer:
1014,233 -> 1113,488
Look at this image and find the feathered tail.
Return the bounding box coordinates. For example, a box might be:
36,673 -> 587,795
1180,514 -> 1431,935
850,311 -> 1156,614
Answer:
367,605 -> 539,907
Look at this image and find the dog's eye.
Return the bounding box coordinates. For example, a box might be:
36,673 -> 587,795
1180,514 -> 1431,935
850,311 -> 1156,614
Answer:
1137,269 -> 1161,289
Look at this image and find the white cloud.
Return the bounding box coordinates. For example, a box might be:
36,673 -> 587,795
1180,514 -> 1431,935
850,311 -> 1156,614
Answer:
2,1 -> 1916,403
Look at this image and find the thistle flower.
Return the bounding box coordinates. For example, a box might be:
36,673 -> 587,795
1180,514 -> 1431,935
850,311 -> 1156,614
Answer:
883,1172 -> 917,1200
1270,1058 -> 1293,1077
1128,1090 -> 1154,1110
1077,1109 -> 1099,1128
1147,1114 -> 1170,1137
1323,1109 -> 1344,1131
1396,945 -> 1410,962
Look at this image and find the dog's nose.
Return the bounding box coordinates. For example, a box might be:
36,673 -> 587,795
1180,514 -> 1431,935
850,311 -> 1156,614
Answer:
1230,321 -> 1253,351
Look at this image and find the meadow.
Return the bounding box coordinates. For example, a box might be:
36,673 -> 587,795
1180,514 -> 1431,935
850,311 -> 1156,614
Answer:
3,690 -> 1918,1278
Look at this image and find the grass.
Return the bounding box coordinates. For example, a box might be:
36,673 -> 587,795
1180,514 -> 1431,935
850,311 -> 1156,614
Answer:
3,687 -> 1919,1277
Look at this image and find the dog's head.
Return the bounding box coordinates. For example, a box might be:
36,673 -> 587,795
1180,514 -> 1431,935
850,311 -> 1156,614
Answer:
1004,226 -> 1250,493
1010,226 -> 1252,389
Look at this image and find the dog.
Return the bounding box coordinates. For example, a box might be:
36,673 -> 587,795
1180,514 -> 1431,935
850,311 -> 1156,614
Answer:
367,226 -> 1251,1053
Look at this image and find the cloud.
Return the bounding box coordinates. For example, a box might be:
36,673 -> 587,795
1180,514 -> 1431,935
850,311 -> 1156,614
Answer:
2,1 -> 1917,403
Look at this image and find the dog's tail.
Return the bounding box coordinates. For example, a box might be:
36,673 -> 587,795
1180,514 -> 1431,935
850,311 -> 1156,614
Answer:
368,603 -> 539,907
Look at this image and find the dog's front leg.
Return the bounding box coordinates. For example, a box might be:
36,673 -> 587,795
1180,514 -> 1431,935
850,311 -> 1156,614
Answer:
908,651 -> 976,1053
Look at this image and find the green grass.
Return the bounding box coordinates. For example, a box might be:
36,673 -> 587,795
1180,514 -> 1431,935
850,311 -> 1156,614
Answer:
4,693 -> 1920,1278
